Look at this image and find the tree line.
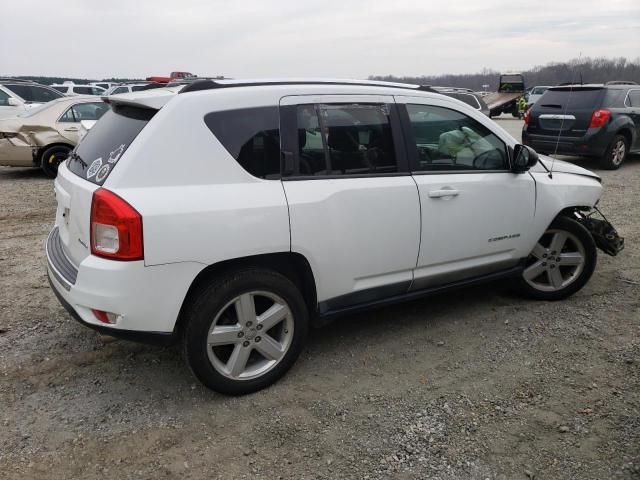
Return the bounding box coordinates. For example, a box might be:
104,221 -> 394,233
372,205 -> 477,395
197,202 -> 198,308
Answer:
369,57 -> 640,90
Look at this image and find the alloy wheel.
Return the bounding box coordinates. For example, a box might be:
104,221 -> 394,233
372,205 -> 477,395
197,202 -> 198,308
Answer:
523,229 -> 586,292
611,139 -> 626,166
206,291 -> 294,380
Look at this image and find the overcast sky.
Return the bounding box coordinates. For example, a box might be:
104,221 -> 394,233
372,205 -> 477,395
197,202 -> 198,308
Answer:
1,0 -> 639,79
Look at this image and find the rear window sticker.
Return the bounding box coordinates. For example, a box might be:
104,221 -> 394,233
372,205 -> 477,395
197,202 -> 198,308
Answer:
108,143 -> 125,164
95,164 -> 111,183
87,158 -> 103,179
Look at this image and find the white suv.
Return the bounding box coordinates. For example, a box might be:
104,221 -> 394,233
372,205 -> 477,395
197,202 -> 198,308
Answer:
46,79 -> 623,395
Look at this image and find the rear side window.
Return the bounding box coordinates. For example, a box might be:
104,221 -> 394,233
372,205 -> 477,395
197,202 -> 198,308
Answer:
537,89 -> 603,110
626,90 -> 640,107
112,87 -> 129,94
68,105 -> 155,185
204,106 -> 281,179
59,102 -> 109,122
5,84 -> 63,102
295,103 -> 397,176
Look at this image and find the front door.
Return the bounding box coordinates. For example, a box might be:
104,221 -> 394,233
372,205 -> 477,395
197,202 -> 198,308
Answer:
279,94 -> 421,312
396,95 -> 536,289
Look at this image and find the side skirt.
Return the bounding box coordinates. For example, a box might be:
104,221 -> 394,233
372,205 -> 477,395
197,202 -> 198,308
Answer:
314,263 -> 525,327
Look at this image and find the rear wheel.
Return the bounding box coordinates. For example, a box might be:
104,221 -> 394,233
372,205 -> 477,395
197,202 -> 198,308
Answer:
40,145 -> 71,178
515,216 -> 597,300
183,269 -> 309,395
599,134 -> 628,170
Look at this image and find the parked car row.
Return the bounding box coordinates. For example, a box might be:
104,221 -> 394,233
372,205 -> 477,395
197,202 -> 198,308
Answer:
43,78 -> 623,394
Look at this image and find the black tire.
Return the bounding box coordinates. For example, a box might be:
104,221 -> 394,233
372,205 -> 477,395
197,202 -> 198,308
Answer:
515,216 -> 597,301
40,145 -> 71,178
183,268 -> 309,395
599,134 -> 628,170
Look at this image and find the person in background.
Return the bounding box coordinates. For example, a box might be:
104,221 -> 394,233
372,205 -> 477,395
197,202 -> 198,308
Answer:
517,95 -> 527,119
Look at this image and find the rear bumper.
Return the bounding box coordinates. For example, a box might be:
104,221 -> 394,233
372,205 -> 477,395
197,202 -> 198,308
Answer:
522,128 -> 610,157
45,226 -> 203,342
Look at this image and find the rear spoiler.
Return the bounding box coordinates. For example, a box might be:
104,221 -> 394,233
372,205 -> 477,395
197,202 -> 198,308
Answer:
101,87 -> 180,110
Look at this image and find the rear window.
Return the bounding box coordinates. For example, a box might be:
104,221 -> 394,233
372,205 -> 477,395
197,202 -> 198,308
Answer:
68,105 -> 155,185
536,88 -> 603,110
4,84 -> 64,102
531,87 -> 549,95
204,106 -> 281,179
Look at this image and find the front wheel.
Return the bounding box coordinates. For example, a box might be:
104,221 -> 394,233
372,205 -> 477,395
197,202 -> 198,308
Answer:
183,269 -> 309,395
515,216 -> 597,300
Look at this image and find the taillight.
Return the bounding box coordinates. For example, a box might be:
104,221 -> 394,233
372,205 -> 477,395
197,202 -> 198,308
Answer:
589,109 -> 611,128
90,188 -> 143,261
523,108 -> 531,125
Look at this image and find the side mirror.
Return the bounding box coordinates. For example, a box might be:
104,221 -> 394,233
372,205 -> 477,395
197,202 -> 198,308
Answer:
512,144 -> 538,172
7,97 -> 20,106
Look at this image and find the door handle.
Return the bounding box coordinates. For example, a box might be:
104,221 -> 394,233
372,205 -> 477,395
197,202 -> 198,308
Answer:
428,189 -> 460,198
64,127 -> 78,132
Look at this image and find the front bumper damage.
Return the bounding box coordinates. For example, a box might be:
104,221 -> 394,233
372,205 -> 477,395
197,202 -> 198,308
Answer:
573,207 -> 624,256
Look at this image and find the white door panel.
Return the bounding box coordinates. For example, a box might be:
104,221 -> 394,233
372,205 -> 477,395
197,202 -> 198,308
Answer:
412,172 -> 535,288
283,176 -> 420,305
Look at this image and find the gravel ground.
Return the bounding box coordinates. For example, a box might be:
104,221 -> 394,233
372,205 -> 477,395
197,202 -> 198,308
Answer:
1,118 -> 639,479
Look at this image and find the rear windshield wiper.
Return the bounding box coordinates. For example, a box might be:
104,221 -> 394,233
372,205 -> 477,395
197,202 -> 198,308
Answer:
68,151 -> 87,169
540,104 -> 563,108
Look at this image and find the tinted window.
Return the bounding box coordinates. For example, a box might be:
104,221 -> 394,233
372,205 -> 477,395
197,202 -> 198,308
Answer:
0,89 -> 10,106
204,106 -> 281,179
531,87 -> 549,95
407,104 -> 508,171
73,86 -> 102,95
626,90 -> 640,107
59,102 -> 108,123
296,103 -> 397,176
69,106 -> 155,185
5,84 -> 63,102
112,87 -> 129,94
131,85 -> 147,92
537,88 -> 603,110
443,92 -> 481,110
52,86 -> 67,93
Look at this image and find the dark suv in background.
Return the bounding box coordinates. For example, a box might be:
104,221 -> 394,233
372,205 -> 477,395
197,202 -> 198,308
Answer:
522,83 -> 640,169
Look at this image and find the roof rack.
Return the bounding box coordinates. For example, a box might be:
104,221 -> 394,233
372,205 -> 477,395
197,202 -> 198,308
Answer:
0,77 -> 38,84
179,79 -> 438,94
605,80 -> 638,86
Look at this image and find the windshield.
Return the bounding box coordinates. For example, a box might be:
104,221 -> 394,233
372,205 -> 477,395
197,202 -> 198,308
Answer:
69,105 -> 156,185
4,84 -> 64,103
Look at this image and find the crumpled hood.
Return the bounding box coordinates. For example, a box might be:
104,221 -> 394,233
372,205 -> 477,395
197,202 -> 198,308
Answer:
534,155 -> 601,181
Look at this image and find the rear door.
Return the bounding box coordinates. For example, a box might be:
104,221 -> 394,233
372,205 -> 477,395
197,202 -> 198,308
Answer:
528,87 -> 604,137
279,95 -> 421,312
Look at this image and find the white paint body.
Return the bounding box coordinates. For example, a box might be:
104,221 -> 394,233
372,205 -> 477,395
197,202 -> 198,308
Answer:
47,81 -> 603,333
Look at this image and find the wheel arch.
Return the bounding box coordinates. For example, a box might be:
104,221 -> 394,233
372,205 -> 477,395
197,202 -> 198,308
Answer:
36,142 -> 75,165
615,127 -> 634,148
174,252 -> 318,337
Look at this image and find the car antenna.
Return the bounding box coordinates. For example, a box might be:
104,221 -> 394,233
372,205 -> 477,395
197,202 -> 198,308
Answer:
550,52 -> 582,179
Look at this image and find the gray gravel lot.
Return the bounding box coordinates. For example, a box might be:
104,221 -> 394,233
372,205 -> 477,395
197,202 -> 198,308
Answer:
1,118 -> 639,479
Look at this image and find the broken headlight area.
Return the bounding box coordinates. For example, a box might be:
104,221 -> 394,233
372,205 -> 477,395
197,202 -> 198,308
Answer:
571,207 -> 624,256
